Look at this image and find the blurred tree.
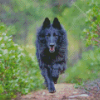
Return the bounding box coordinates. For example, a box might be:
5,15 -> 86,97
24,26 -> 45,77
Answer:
0,0 -> 76,44
50,0 -> 75,15
0,0 -> 53,44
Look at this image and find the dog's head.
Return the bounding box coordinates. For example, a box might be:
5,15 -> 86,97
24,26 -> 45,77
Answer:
39,18 -> 64,53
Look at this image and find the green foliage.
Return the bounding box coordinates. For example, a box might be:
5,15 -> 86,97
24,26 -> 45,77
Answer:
0,23 -> 16,35
0,24 -> 43,99
0,0 -> 54,44
58,0 -> 91,39
65,0 -> 100,84
83,0 -> 100,46
57,0 -> 95,65
66,47 -> 100,84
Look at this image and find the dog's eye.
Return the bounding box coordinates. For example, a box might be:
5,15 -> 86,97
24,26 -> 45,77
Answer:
46,34 -> 50,37
53,33 -> 57,37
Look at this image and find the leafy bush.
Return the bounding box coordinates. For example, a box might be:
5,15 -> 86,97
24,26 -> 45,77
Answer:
66,47 -> 100,84
0,24 -> 43,99
57,0 -> 93,65
83,0 -> 100,46
66,0 -> 100,84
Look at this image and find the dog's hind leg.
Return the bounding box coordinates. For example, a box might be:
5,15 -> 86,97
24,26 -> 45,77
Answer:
51,64 -> 60,84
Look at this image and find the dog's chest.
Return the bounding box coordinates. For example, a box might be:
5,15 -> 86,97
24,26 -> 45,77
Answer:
42,52 -> 58,64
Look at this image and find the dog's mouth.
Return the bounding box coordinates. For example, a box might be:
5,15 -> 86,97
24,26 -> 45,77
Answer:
49,46 -> 55,53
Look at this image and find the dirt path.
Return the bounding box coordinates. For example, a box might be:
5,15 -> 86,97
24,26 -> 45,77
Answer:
20,83 -> 96,100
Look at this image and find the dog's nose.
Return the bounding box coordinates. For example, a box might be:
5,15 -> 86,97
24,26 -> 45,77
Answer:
50,43 -> 54,47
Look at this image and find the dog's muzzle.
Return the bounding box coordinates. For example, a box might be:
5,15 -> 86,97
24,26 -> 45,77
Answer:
49,43 -> 55,53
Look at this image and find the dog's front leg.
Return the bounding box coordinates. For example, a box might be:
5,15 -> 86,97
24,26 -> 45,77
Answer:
47,67 -> 56,93
41,67 -> 56,93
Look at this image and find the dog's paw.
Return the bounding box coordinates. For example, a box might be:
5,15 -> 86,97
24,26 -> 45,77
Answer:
59,65 -> 66,74
49,88 -> 56,93
48,83 -> 56,93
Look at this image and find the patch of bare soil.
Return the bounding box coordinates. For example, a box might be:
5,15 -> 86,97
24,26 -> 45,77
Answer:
20,83 -> 92,100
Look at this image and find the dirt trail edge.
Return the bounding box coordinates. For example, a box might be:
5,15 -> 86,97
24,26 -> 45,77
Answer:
20,83 -> 98,100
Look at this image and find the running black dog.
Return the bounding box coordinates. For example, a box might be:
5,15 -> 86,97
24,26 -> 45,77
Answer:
35,18 -> 68,93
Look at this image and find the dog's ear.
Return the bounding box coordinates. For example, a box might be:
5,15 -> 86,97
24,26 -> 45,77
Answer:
53,18 -> 61,29
42,17 -> 50,29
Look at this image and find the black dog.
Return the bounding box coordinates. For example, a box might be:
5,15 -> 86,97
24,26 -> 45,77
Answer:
35,18 -> 68,93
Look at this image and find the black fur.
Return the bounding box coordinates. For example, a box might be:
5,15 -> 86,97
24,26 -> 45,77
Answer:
35,17 -> 68,93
